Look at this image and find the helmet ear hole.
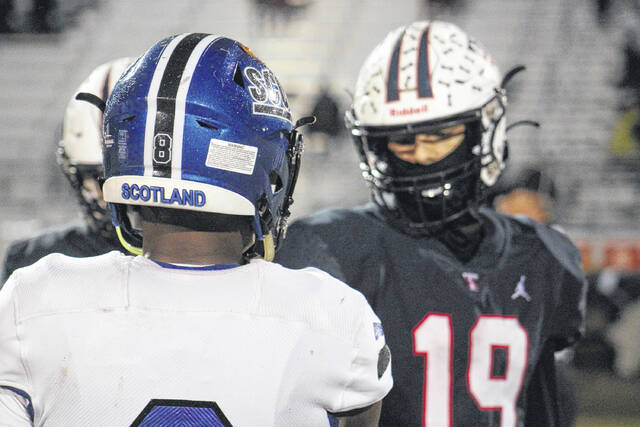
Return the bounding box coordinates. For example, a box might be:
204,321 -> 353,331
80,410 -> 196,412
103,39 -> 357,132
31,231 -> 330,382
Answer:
233,64 -> 245,88
196,119 -> 219,130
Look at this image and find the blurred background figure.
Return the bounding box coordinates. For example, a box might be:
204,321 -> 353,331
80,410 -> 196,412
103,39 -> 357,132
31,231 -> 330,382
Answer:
423,0 -> 466,13
30,0 -> 57,33
609,5 -> 640,185
418,0 -> 468,17
305,82 -> 342,153
0,0 -> 59,33
251,0 -> 313,35
0,0 -> 102,34
608,297 -> 640,379
608,93 -> 640,168
0,0 -> 14,32
617,27 -> 640,91
0,57 -> 131,284
583,265 -> 640,379
493,167 -> 557,225
594,0 -> 614,26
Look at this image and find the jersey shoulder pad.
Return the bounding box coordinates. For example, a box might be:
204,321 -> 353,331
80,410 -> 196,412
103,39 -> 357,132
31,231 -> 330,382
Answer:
1,223 -> 121,285
257,261 -> 372,336
5,251 -> 126,320
510,214 -> 584,282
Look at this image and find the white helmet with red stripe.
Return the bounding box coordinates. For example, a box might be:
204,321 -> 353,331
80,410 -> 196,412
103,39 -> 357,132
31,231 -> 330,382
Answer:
346,21 -> 510,234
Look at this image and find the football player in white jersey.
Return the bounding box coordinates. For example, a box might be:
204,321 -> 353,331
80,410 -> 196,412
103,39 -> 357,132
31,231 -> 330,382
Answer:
0,34 -> 392,426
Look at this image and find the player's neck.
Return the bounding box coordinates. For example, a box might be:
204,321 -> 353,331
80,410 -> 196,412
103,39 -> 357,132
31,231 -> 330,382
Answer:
436,211 -> 484,263
141,221 -> 244,265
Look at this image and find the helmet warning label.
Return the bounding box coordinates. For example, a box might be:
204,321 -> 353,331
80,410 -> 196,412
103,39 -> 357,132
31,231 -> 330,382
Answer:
205,138 -> 258,175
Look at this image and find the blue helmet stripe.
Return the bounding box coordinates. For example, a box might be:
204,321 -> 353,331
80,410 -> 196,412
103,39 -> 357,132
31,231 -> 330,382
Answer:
144,34 -> 188,177
386,30 -> 405,102
152,33 -> 210,178
417,24 -> 433,98
172,34 -> 221,179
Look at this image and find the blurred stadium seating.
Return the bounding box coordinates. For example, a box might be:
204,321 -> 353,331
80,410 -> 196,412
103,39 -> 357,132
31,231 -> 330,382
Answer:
1,0 -> 639,424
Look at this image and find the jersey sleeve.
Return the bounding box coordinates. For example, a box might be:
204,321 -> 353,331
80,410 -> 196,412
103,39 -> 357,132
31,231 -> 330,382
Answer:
537,223 -> 587,350
0,273 -> 33,424
516,216 -> 587,350
0,242 -> 24,286
328,294 -> 393,414
0,387 -> 33,427
550,269 -> 587,350
523,342 -> 562,427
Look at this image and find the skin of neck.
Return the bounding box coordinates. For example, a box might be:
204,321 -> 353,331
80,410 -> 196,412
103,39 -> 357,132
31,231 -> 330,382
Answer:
141,220 -> 245,265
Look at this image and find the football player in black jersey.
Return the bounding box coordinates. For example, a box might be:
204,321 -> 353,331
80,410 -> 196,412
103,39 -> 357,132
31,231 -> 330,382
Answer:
275,20 -> 586,426
0,58 -> 133,284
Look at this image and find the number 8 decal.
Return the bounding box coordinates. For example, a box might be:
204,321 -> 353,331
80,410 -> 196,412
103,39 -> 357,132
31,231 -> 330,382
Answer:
413,314 -> 528,427
153,133 -> 172,164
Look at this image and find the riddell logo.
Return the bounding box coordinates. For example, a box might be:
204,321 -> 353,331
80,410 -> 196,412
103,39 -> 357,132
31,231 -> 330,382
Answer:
389,104 -> 429,116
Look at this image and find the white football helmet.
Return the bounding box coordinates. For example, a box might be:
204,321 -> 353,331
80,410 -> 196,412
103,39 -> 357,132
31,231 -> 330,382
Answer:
57,57 -> 134,238
346,21 -> 512,234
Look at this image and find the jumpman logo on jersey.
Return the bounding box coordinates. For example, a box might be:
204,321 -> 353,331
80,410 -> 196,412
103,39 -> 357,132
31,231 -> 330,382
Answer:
511,275 -> 531,302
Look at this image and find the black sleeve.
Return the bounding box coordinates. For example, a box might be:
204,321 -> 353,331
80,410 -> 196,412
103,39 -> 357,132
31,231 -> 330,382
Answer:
0,255 -> 11,287
527,219 -> 587,350
524,344 -> 560,426
1,227 -> 80,288
524,344 -> 579,427
0,240 -> 31,287
550,270 -> 588,351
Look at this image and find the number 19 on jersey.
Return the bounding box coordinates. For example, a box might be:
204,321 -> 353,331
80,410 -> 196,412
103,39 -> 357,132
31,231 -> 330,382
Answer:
413,314 -> 529,427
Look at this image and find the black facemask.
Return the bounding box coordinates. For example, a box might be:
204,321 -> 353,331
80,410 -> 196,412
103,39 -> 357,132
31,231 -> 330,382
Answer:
363,121 -> 484,236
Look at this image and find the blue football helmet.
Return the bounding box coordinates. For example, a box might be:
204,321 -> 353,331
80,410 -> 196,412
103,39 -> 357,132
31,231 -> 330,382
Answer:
101,33 -> 304,261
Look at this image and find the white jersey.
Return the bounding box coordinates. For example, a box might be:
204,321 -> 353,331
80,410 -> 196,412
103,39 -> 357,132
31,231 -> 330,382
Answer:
0,252 -> 392,426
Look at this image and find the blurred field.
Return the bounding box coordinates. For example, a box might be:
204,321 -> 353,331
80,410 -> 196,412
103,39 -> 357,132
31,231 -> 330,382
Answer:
575,371 -> 640,426
576,416 -> 640,427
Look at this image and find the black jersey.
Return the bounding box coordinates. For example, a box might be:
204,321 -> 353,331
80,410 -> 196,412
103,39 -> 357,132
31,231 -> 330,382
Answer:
1,223 -> 122,285
275,204 -> 586,427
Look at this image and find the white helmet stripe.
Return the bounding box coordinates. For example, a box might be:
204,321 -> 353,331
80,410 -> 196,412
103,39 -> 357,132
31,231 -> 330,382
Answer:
171,34 -> 221,179
144,33 -> 188,177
